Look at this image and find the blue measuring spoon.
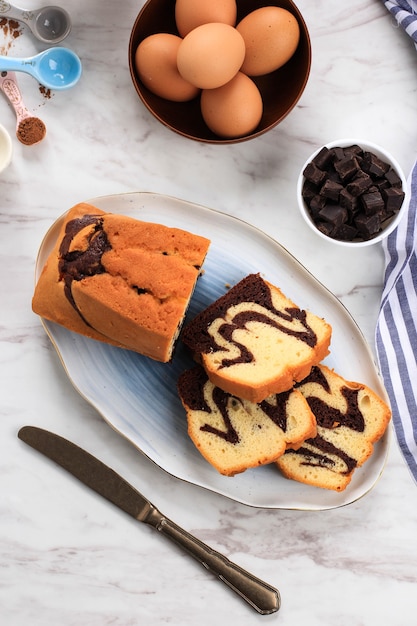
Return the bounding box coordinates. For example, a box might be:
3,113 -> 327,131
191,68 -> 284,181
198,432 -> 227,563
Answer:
0,47 -> 82,90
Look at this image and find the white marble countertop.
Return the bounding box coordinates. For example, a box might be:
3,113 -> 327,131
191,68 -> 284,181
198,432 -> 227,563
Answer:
1,1 -> 417,624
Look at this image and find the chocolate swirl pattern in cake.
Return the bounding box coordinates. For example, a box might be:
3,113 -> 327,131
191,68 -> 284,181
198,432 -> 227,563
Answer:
58,214 -> 111,325
209,305 -> 318,370
296,366 -> 365,432
199,387 -> 240,445
205,274 -> 319,366
177,365 -> 317,476
289,434 -> 357,476
182,273 -> 332,403
276,365 -> 391,491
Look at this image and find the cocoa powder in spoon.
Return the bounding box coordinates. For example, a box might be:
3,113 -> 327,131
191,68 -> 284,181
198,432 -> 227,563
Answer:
16,116 -> 46,145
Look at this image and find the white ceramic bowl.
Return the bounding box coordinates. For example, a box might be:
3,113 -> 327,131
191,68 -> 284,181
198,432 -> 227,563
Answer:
0,123 -> 12,173
297,139 -> 409,247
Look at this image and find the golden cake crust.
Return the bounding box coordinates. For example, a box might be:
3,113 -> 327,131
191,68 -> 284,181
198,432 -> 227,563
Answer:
32,203 -> 210,361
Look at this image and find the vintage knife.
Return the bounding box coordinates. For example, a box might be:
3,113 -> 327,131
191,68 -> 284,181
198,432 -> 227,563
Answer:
18,426 -> 280,615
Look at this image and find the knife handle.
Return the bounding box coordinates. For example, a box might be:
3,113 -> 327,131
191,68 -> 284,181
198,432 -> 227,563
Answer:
145,509 -> 280,614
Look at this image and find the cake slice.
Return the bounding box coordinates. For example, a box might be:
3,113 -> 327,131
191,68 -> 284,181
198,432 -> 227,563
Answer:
181,273 -> 332,403
177,365 -> 317,476
32,202 -> 210,362
276,365 -> 392,491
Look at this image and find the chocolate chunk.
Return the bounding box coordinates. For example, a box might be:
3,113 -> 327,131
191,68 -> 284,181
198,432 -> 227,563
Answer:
382,187 -> 405,211
318,204 -> 348,228
303,162 -> 326,186
316,221 -> 335,237
339,188 -> 358,213
326,167 -> 343,184
302,179 -> 318,204
312,146 -> 332,170
344,144 -> 363,158
354,213 -> 381,238
333,155 -> 360,182
309,194 -> 327,216
333,222 -> 359,241
380,209 -> 395,224
384,167 -> 402,188
373,178 -> 390,192
361,190 -> 384,216
331,147 -> 345,161
320,179 -> 343,202
347,170 -> 373,197
362,151 -> 389,177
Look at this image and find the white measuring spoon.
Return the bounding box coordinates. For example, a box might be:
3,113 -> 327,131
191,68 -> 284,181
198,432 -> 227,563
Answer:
0,47 -> 82,90
0,3 -> 71,44
0,70 -> 46,145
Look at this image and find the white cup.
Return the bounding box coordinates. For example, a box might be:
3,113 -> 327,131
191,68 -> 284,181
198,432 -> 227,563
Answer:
0,123 -> 12,173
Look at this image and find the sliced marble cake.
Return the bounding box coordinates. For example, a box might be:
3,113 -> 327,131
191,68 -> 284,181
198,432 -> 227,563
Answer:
177,365 -> 317,476
181,273 -> 332,403
276,365 -> 391,491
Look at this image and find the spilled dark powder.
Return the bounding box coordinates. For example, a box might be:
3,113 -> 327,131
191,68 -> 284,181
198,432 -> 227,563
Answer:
0,18 -> 22,54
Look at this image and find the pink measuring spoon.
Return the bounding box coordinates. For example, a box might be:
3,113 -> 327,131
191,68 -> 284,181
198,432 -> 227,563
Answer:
0,70 -> 46,145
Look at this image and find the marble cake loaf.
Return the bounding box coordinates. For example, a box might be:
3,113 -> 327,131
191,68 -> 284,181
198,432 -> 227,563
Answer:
181,273 -> 332,403
177,365 -> 317,476
276,365 -> 392,491
32,203 -> 210,362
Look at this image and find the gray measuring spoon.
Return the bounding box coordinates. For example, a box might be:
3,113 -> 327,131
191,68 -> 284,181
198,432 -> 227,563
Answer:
0,4 -> 71,44
0,47 -> 82,90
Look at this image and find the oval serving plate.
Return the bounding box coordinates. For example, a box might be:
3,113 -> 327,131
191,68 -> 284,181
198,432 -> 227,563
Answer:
35,192 -> 390,510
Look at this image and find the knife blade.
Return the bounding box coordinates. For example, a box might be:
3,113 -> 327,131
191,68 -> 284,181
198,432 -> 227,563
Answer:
18,425 -> 280,615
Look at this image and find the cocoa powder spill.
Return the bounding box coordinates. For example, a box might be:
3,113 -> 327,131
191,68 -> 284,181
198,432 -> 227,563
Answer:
0,18 -> 22,54
17,117 -> 47,145
1,17 -> 52,102
39,85 -> 52,100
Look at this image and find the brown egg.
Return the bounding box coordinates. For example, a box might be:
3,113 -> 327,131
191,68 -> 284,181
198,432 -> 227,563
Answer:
200,71 -> 263,138
237,7 -> 300,76
175,0 -> 237,37
177,23 -> 245,89
135,33 -> 200,102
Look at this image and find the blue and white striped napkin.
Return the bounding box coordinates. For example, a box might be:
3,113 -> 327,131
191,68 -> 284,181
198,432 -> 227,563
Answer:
376,160 -> 417,484
382,0 -> 417,48
376,2 -> 417,483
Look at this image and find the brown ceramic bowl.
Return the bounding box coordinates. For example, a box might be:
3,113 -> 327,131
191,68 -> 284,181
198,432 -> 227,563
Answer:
128,0 -> 311,144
